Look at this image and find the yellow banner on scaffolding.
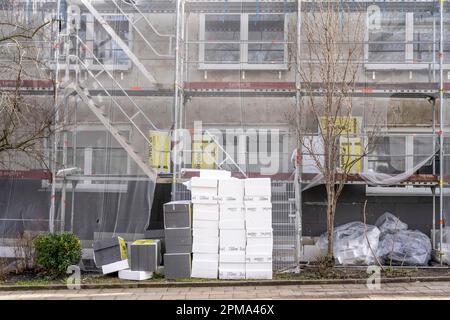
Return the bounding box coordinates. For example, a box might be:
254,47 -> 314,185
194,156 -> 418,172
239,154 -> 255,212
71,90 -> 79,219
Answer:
192,137 -> 218,170
148,130 -> 170,173
319,116 -> 361,135
340,137 -> 362,173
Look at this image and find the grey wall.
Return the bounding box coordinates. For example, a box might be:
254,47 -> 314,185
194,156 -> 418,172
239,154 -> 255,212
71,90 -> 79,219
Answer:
302,184 -> 435,237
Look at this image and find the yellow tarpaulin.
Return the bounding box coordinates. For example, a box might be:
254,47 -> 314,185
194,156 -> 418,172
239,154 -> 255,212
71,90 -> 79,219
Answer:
340,137 -> 362,173
148,130 -> 170,173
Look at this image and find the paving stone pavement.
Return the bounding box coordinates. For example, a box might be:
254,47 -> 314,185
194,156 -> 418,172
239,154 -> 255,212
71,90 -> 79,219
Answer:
0,281 -> 450,300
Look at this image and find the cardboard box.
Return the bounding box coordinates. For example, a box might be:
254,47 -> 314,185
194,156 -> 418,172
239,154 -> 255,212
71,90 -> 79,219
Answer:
193,203 -> 219,221
219,229 -> 246,251
217,178 -> 244,202
192,236 -> 219,253
191,253 -> 219,279
193,219 -> 219,230
118,269 -> 153,281
130,239 -> 161,272
164,253 -> 191,280
101,259 -> 130,274
219,263 -> 246,279
163,201 -> 192,229
164,228 -> 192,254
219,250 -> 246,263
93,237 -> 128,267
244,178 -> 271,197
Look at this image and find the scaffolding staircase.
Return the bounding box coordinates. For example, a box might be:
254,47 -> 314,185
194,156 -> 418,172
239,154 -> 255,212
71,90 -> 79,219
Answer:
73,83 -> 157,181
79,0 -> 158,85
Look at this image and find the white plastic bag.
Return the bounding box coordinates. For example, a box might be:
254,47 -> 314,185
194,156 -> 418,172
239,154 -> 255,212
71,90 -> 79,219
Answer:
316,222 -> 380,265
375,212 -> 408,234
377,229 -> 431,266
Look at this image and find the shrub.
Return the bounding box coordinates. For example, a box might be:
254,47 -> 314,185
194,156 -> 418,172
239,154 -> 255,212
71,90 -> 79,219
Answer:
33,233 -> 82,276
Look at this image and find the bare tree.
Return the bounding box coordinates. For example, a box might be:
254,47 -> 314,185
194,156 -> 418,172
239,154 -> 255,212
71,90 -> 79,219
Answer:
290,2 -> 375,265
0,6 -> 56,170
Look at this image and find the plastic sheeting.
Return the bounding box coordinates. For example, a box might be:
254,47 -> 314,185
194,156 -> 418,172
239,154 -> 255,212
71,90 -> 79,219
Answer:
377,230 -> 432,266
316,222 -> 380,265
375,212 -> 408,234
302,152 -> 435,192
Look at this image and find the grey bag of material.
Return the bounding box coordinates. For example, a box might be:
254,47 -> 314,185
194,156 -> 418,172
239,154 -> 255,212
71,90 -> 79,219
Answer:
316,222 -> 380,265
93,237 -> 128,268
375,212 -> 408,233
377,229 -> 432,266
130,239 -> 161,272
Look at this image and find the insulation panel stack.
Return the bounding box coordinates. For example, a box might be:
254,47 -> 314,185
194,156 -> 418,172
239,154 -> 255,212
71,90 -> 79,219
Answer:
190,177 -> 220,278
244,178 -> 273,279
163,201 -> 192,280
218,178 -> 246,279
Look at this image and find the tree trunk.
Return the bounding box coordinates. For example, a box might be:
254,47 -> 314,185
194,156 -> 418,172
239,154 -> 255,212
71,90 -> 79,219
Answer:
326,186 -> 336,266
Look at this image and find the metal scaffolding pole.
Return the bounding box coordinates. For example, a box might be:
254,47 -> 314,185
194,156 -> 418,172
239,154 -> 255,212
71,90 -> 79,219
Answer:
294,0 -> 303,266
439,0 -> 445,263
49,0 -> 62,234
172,0 -> 184,200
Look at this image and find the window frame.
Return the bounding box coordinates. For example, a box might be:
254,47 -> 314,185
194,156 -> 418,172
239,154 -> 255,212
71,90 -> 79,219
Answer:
198,13 -> 289,70
51,13 -> 133,71
365,128 -> 437,196
365,11 -> 450,70
42,124 -> 132,193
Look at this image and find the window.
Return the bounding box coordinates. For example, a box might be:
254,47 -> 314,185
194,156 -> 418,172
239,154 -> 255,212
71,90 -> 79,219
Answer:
367,11 -> 406,63
366,11 -> 450,69
199,13 -> 288,70
44,125 -> 131,192
51,13 -> 132,71
365,132 -> 436,196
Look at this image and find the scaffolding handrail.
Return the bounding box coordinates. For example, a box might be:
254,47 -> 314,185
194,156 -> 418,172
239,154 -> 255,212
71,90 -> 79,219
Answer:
111,0 -> 175,58
70,55 -> 153,146
73,35 -> 160,131
203,129 -> 248,178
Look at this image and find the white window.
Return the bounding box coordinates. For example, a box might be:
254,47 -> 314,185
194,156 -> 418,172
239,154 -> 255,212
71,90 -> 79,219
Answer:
366,10 -> 450,70
365,130 -> 437,196
199,13 -> 288,70
51,13 -> 132,71
43,125 -> 131,192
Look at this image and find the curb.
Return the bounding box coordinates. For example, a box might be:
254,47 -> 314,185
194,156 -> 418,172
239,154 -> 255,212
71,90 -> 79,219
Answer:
1,276 -> 450,292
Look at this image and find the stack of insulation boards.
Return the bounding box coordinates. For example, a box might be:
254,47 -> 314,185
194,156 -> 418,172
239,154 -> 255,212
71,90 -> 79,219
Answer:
187,170 -> 273,280
163,201 -> 193,279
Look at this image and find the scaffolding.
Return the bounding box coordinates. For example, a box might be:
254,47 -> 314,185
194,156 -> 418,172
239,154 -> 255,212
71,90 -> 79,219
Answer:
0,0 -> 450,269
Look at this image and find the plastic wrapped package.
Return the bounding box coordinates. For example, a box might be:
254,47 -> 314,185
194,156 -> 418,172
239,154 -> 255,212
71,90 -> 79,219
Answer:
377,230 -> 432,266
375,212 -> 408,234
316,222 -> 380,265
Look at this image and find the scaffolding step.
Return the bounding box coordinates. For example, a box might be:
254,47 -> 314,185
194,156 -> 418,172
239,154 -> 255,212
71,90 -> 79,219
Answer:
74,84 -> 157,181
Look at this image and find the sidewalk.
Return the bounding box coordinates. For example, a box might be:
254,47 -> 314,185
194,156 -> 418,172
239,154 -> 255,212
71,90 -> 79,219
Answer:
0,281 -> 449,300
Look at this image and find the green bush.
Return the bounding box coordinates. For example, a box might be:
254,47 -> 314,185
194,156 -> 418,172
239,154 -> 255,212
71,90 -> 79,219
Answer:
33,233 -> 82,276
